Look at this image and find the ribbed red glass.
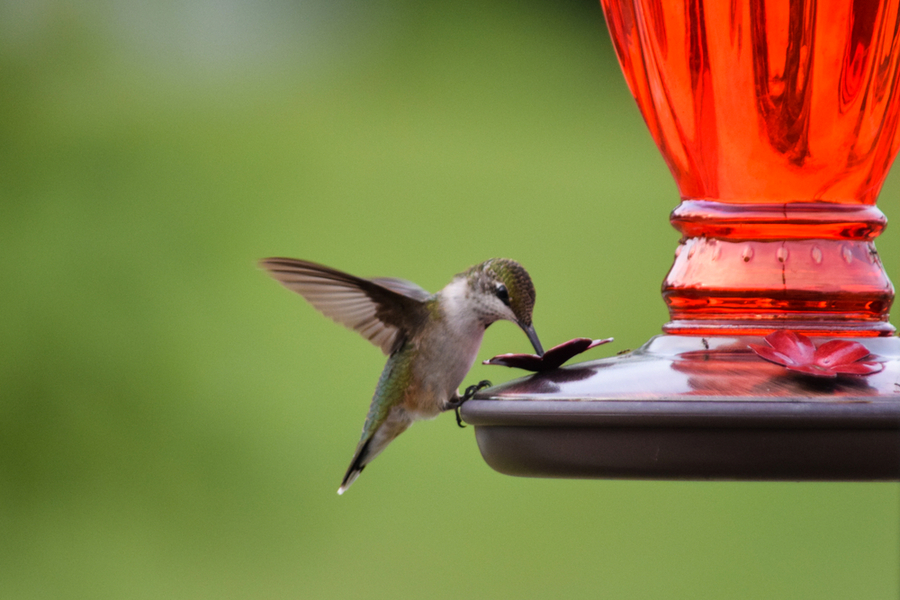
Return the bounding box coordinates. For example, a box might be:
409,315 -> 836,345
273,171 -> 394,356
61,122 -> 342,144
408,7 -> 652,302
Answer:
601,0 -> 900,335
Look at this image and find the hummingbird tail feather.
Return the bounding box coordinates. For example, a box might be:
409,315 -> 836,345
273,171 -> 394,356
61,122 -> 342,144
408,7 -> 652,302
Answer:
337,438 -> 372,495
337,468 -> 363,495
336,413 -> 411,495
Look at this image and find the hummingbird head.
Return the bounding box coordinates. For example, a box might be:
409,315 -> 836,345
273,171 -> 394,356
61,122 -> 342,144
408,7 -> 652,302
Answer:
464,258 -> 543,356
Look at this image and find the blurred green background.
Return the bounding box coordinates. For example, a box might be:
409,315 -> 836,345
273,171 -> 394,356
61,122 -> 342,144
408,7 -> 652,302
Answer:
2,1 -> 898,598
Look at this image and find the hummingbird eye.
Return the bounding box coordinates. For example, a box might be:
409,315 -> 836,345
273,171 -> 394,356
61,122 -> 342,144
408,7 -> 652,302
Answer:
495,284 -> 510,306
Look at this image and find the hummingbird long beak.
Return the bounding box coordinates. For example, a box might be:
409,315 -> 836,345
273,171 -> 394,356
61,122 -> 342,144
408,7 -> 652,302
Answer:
520,323 -> 544,356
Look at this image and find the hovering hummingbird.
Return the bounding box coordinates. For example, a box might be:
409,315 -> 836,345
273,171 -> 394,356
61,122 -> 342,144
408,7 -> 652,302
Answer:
259,257 -> 543,494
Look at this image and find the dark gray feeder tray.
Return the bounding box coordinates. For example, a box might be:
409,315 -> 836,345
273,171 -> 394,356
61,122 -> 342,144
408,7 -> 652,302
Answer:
460,335 -> 900,481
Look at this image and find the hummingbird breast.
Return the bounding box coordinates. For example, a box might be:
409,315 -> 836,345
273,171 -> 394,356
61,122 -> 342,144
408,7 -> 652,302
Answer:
404,308 -> 485,418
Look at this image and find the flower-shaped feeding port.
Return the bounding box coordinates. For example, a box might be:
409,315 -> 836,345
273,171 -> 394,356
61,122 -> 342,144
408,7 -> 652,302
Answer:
748,331 -> 883,378
484,337 -> 613,372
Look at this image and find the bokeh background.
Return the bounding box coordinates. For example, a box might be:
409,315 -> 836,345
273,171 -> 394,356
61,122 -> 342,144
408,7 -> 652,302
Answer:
2,1 -> 899,598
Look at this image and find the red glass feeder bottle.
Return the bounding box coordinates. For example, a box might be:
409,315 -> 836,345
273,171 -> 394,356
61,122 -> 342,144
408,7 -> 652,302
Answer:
461,0 -> 900,480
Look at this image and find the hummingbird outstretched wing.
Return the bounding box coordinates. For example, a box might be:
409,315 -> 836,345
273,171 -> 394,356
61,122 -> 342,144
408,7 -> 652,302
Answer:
259,258 -> 431,355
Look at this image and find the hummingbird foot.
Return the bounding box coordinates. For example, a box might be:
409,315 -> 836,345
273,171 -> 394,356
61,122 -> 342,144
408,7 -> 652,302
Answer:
447,380 -> 492,428
463,380 -> 493,400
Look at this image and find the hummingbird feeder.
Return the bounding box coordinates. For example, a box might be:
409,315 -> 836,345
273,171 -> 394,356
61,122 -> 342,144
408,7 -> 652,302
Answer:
461,0 -> 900,480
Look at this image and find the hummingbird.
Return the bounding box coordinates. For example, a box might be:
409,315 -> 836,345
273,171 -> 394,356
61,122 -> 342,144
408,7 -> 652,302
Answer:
259,257 -> 544,494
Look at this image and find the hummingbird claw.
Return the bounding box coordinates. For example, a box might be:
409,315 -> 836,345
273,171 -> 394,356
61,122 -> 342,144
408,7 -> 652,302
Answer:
463,380 -> 493,400
450,380 -> 492,428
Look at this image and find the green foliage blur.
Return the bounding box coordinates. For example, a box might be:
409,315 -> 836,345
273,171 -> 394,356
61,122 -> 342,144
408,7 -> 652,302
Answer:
1,1 -> 898,598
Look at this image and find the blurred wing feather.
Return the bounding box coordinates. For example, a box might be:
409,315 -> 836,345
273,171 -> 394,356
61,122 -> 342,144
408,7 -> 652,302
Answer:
259,258 -> 430,355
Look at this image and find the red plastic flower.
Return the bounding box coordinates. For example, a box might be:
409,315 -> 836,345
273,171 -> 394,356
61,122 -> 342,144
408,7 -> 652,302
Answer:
748,331 -> 883,378
484,337 -> 613,372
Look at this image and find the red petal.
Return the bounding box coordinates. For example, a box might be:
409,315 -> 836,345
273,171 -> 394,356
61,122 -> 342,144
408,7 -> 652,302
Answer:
545,338 -> 594,357
748,343 -> 794,367
540,337 -> 613,368
484,337 -> 614,372
829,361 -> 884,376
764,330 -> 816,364
814,340 -> 871,368
585,337 -> 615,350
483,353 -> 545,370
